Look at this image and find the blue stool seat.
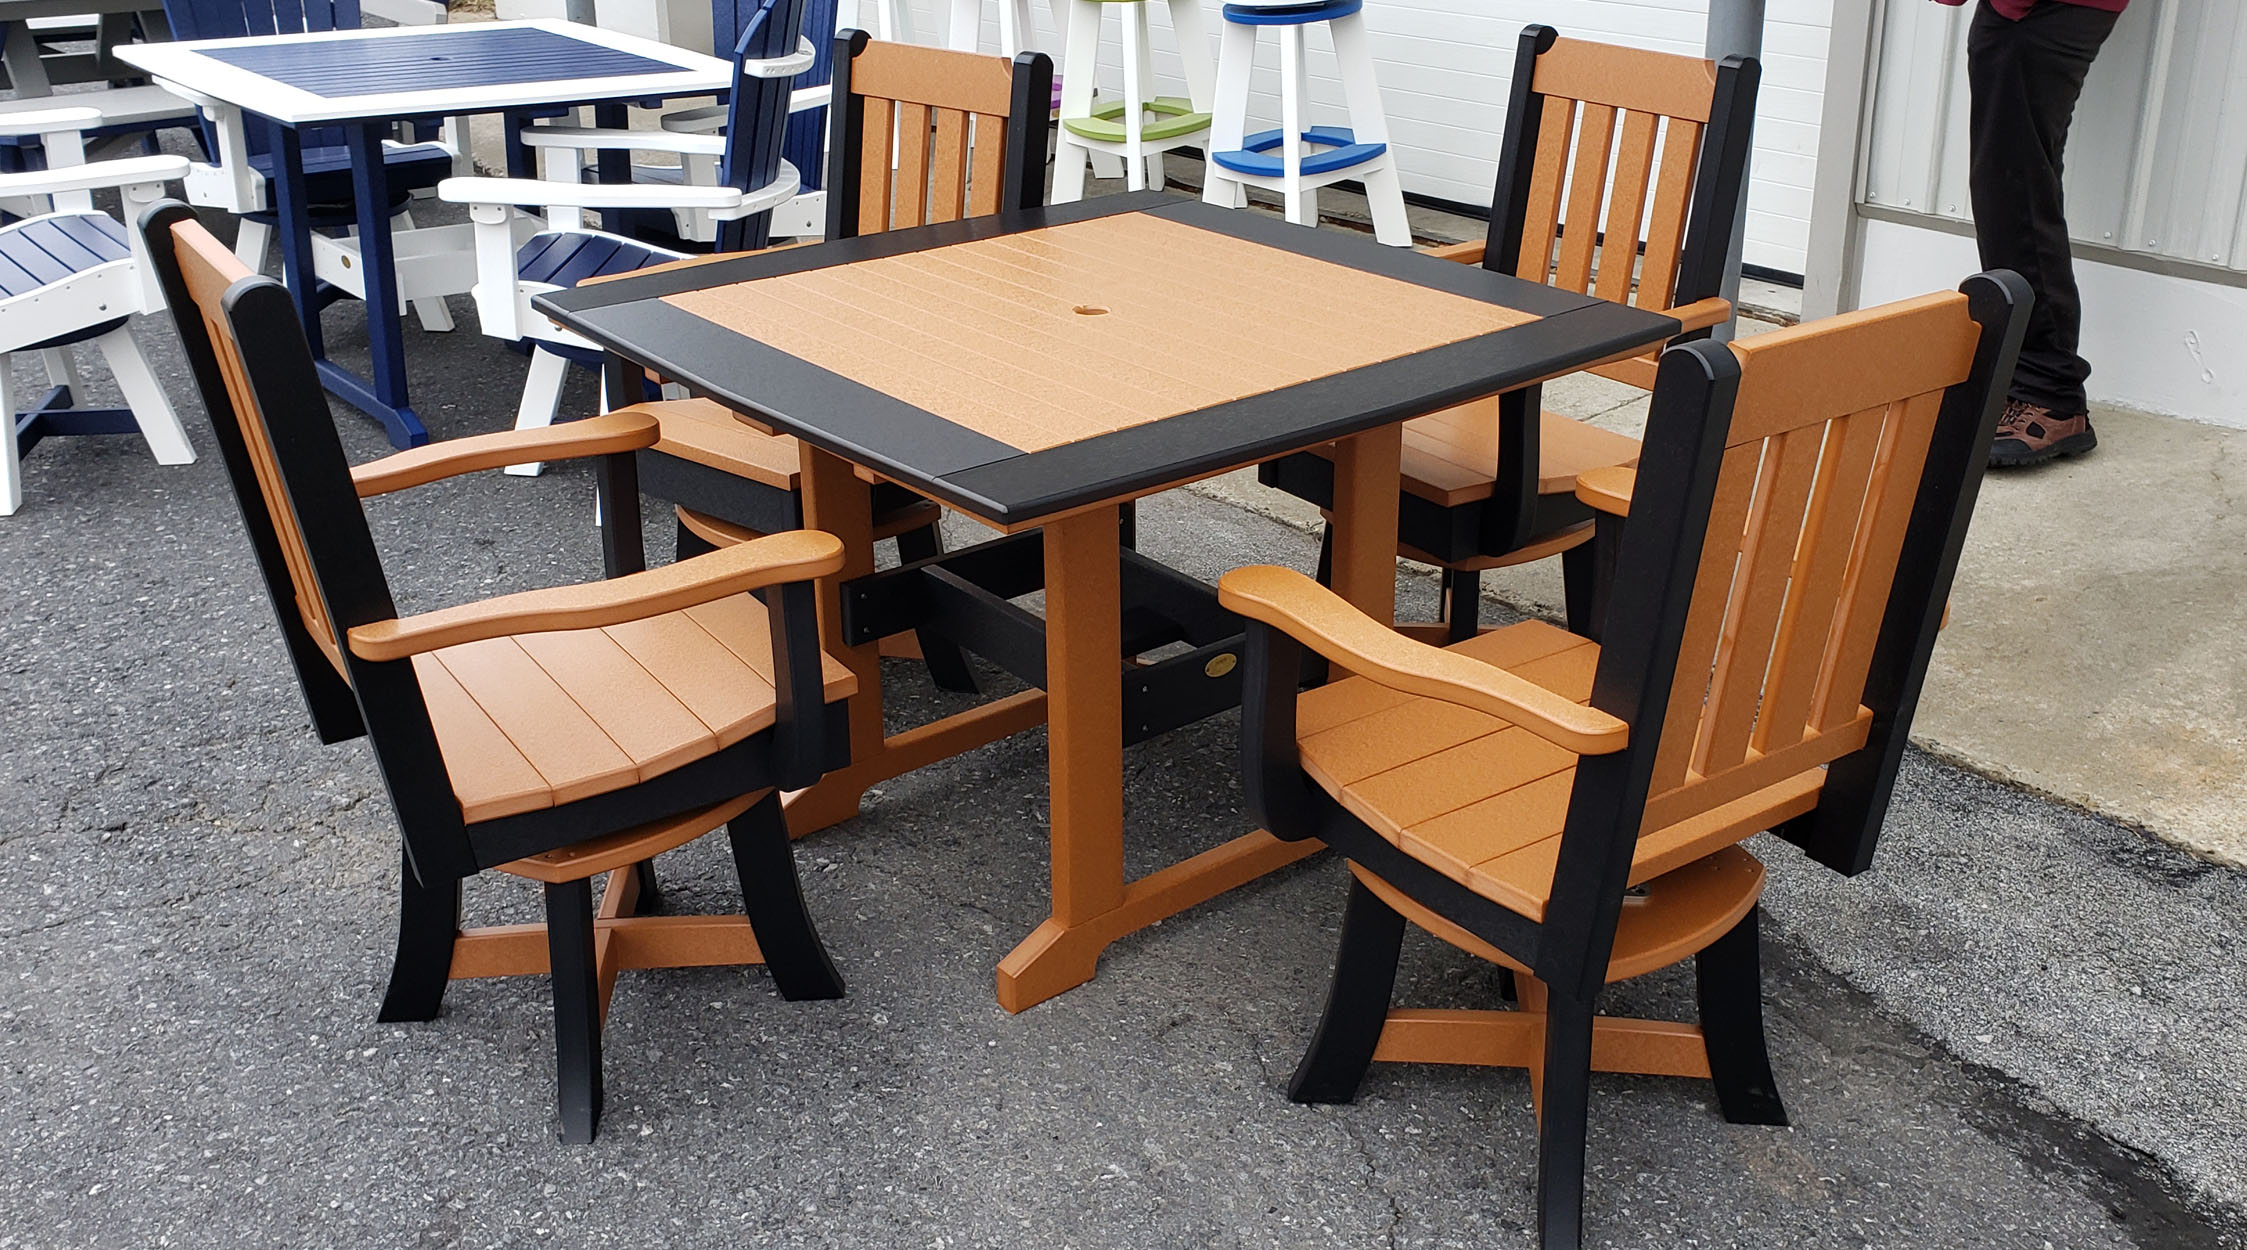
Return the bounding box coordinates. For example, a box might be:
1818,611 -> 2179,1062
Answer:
1220,0 -> 1360,25
1212,125 -> 1386,177
516,230 -> 678,363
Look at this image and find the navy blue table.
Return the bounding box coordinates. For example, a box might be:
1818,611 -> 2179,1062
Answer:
120,20 -> 733,447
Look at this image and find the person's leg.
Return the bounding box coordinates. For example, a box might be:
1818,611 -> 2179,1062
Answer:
1966,0 -> 2120,445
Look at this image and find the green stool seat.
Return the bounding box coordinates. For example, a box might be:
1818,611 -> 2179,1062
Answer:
1061,96 -> 1212,143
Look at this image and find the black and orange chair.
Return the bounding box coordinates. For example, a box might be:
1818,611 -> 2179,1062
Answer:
1222,273 -> 2029,1247
144,201 -> 862,1145
1260,25 -> 1760,640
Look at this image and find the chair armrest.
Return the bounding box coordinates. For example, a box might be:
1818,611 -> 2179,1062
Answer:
1574,466 -> 1634,518
1663,296 -> 1731,334
0,154 -> 187,198
1217,566 -> 1628,755
351,412 -> 658,498
515,125 -> 727,156
0,106 -> 100,137
668,83 -> 830,135
438,175 -> 746,212
740,37 -> 816,79
1423,238 -> 1485,265
347,530 -> 847,661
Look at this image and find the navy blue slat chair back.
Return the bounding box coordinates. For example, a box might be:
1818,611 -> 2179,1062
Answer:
716,0 -> 810,196
162,0 -> 362,155
717,0 -> 834,194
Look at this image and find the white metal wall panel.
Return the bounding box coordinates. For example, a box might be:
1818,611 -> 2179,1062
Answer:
1859,0 -> 2247,276
913,0 -> 1831,275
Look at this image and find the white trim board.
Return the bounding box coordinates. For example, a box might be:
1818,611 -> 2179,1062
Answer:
1857,217 -> 2247,430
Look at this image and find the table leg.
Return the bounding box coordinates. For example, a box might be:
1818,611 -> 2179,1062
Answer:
340,121 -> 427,448
1327,423 -> 1403,625
592,103 -> 630,235
995,506 -> 1322,1012
266,119 -> 323,359
781,447 -> 1053,837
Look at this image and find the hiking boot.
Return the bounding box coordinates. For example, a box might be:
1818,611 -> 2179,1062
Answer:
1989,399 -> 2097,467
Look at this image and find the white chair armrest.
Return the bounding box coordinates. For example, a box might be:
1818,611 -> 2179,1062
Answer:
0,107 -> 101,138
438,176 -> 747,212
660,105 -> 728,134
740,38 -> 817,79
0,154 -> 189,198
789,84 -> 831,113
514,126 -> 728,157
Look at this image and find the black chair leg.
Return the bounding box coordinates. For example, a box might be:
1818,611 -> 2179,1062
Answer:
1695,907 -> 1789,1126
891,522 -> 979,694
1560,540 -> 1597,637
544,877 -> 604,1144
1536,987 -> 1599,1250
1440,567 -> 1481,643
631,858 -> 663,914
376,847 -> 459,1024
1287,877 -> 1406,1104
728,793 -> 844,1001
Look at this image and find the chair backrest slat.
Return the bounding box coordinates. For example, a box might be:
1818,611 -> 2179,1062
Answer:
1634,117 -> 1703,312
928,107 -> 970,223
1552,101 -> 1616,294
1511,94 -> 1572,285
1591,107 -> 1660,306
891,100 -> 932,229
824,32 -> 1050,241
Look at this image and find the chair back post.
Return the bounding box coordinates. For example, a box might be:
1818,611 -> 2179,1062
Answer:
1478,23 -> 1557,277
1000,49 -> 1055,215
1670,53 -> 1760,324
763,578 -> 831,790
714,0 -> 812,252
1775,269 -> 2030,874
1536,339 -> 1739,1003
821,27 -> 871,241
137,200 -> 364,746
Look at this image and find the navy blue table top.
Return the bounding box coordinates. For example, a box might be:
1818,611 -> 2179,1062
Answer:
201,25 -> 677,99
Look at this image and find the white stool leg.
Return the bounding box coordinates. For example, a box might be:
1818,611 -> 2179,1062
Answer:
233,218 -> 272,271
392,209 -> 456,333
94,327 -> 194,466
1330,10 -> 1410,246
1278,23 -> 1311,227
1204,17 -> 1256,210
1053,0 -> 1104,204
0,355 -> 21,516
1119,0 -> 1150,191
38,348 -> 81,396
504,347 -> 570,477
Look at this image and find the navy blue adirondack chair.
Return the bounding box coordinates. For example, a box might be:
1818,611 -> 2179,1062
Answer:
436,0 -> 811,462
159,0 -> 457,275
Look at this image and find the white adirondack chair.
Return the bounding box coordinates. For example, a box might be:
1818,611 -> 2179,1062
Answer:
0,107 -> 194,516
438,0 -> 812,475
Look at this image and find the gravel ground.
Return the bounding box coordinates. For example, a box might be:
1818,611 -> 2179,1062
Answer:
1,199 -> 2241,1249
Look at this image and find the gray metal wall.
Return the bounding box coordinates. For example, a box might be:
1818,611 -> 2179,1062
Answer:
1860,0 -> 2246,277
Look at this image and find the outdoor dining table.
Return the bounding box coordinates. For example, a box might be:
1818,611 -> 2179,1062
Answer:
116,18 -> 736,448
539,191 -> 1681,1011
0,0 -> 168,94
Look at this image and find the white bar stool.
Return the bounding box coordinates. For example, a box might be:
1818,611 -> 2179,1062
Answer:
1051,0 -> 1216,201
1202,0 -> 1410,245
